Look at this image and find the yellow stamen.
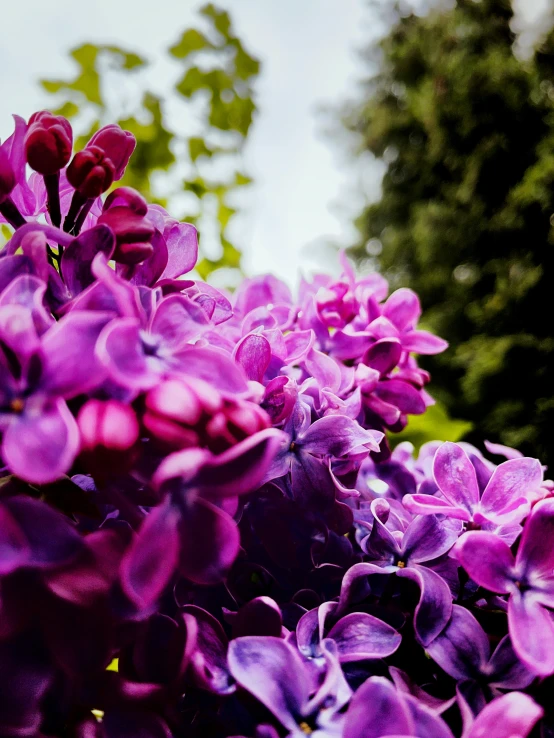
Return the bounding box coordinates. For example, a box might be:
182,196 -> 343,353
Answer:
10,398 -> 24,413
397,560 -> 406,568
299,722 -> 313,735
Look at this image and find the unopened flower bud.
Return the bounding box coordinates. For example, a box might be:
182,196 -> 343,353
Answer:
0,148 -> 16,202
25,111 -> 73,175
78,399 -> 139,477
87,124 -> 135,180
205,399 -> 270,454
66,145 -> 115,199
103,186 -> 148,215
143,377 -> 220,450
97,205 -> 155,265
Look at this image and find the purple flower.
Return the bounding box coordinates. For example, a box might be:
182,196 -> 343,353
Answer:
263,400 -> 382,512
122,428 -> 284,594
342,676 -> 542,738
228,636 -> 350,737
454,498 -> 554,675
0,304 -> 110,482
340,498 -> 460,645
426,604 -> 534,713
403,441 -> 542,531
295,600 -> 401,663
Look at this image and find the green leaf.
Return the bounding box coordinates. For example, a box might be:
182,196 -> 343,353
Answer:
40,79 -> 64,93
70,43 -> 100,69
201,3 -> 232,39
189,136 -> 213,161
175,67 -> 207,97
52,101 -> 80,118
170,29 -> 212,58
105,45 -> 146,69
389,402 -> 473,451
235,171 -> 253,186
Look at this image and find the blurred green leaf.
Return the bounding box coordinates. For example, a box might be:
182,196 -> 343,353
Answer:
389,402 -> 473,450
40,4 -> 260,281
170,29 -> 212,58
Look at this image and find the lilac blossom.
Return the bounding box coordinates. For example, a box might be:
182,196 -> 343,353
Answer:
0,108 -> 550,738
403,441 -> 542,530
454,498 -> 554,676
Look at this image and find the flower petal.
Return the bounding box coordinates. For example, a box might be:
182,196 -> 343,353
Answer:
508,592 -> 554,676
433,442 -> 480,512
402,329 -> 448,355
343,676 -> 413,738
120,499 -> 180,612
300,414 -> 382,457
177,498 -> 240,585
61,225 -> 115,296
234,333 -> 271,382
426,605 -> 489,681
403,493 -> 470,521
182,605 -> 234,694
3,399 -> 79,483
466,692 -> 542,738
40,310 -> 112,396
398,565 -> 453,646
479,457 -> 542,524
327,611 -> 401,661
453,531 -> 514,594
228,637 -> 309,733
517,497 -> 554,582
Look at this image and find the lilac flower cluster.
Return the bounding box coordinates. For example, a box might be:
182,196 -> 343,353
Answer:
0,111 -> 551,737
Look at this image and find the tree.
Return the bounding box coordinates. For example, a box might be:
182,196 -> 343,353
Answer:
346,0 -> 554,467
39,3 -> 260,281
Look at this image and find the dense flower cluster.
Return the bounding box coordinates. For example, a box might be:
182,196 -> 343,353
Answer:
0,112 -> 552,737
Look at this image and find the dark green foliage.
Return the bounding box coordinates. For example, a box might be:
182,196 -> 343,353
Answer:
347,0 -> 554,465
40,4 -> 260,280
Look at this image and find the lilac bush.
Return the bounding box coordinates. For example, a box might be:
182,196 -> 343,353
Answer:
0,111 -> 551,737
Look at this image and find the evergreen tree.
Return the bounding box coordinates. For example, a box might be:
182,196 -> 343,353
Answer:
347,0 -> 554,466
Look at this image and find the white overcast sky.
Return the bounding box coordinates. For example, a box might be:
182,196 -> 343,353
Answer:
0,0 -> 549,286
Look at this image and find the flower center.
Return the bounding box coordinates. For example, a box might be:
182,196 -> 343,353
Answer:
10,398 -> 24,413
140,332 -> 160,357
299,722 -> 313,735
396,560 -> 406,568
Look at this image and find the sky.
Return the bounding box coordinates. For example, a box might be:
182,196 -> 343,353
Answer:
0,0 -> 550,286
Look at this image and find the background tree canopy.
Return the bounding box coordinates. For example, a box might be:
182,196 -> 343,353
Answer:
40,3 -> 260,281
346,0 -> 554,467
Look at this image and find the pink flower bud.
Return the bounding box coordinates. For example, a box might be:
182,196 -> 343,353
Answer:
66,145 -> 115,199
143,377 -> 221,451
103,186 -> 148,215
78,399 -> 140,477
87,124 -> 136,180
0,148 -> 16,202
98,195 -> 155,265
25,111 -> 73,175
143,377 -> 270,453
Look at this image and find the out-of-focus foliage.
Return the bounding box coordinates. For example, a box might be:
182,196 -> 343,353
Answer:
389,401 -> 473,450
40,3 -> 260,280
346,0 -> 554,467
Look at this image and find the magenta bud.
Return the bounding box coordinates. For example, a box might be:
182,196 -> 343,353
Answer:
87,124 -> 136,180
143,377 -> 221,450
67,145 -> 116,199
78,399 -> 139,476
97,205 -> 155,265
103,186 -> 148,216
25,111 -> 73,175
261,376 -> 297,425
204,398 -> 270,454
0,148 -> 16,202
